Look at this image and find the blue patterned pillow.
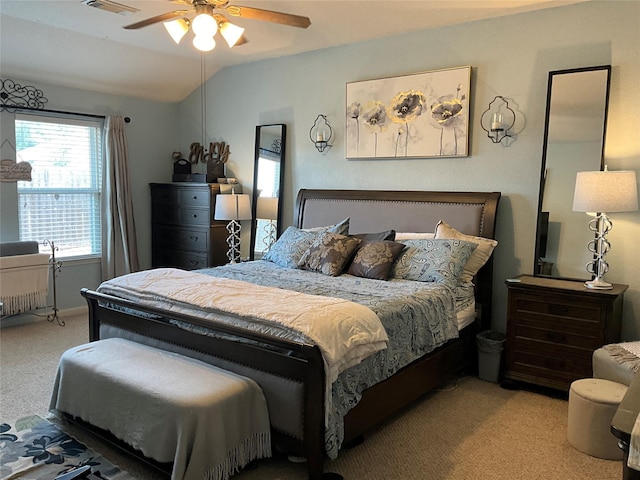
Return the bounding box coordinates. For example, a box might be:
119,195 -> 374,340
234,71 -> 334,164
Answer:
263,226 -> 321,268
391,238 -> 478,284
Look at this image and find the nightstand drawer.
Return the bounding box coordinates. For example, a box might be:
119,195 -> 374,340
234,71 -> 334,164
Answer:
511,324 -> 602,349
512,294 -> 602,325
512,337 -> 593,367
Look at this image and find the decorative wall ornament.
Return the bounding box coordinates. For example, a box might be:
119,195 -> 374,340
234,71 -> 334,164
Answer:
309,114 -> 333,153
346,66 -> 471,159
0,159 -> 32,182
0,78 -> 48,112
480,96 -> 516,144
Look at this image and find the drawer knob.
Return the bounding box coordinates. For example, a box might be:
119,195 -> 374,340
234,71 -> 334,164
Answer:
193,195 -> 198,200
548,304 -> 569,316
547,332 -> 566,343
190,236 -> 199,241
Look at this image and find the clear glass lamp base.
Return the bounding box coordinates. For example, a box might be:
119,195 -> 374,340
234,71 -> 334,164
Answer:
584,277 -> 613,290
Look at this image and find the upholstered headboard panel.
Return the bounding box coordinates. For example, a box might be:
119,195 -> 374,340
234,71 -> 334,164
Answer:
294,189 -> 501,329
295,190 -> 499,238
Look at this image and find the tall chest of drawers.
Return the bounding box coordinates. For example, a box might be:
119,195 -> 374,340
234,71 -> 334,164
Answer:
504,275 -> 627,392
150,183 -> 228,270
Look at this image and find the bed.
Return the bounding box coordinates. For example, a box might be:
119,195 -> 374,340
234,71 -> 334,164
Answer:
80,189 -> 500,480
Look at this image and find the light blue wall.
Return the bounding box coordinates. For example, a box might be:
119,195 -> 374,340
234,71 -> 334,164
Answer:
2,1 -> 639,339
180,1 -> 640,338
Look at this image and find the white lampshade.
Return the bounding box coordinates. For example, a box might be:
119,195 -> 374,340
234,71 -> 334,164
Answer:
573,169 -> 639,213
220,20 -> 246,48
256,197 -> 278,220
163,18 -> 189,44
214,194 -> 252,221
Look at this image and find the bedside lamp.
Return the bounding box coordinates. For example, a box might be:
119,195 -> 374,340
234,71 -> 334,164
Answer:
214,193 -> 252,263
256,196 -> 279,251
572,167 -> 638,289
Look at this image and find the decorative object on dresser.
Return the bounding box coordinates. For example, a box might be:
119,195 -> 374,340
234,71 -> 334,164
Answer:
150,183 -> 228,269
214,193 -> 252,263
572,167 -> 638,290
479,95 -> 516,144
503,275 -> 627,392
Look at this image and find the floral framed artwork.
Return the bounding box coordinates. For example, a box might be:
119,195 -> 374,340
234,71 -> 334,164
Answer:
346,66 -> 471,159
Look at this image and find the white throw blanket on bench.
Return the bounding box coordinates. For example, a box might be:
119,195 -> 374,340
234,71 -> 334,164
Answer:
98,268 -> 388,384
50,338 -> 272,480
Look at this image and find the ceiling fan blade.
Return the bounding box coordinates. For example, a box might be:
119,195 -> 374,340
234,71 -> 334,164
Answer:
224,5 -> 311,28
124,10 -> 191,30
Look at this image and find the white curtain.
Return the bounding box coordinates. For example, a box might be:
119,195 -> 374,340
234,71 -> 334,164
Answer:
102,116 -> 139,281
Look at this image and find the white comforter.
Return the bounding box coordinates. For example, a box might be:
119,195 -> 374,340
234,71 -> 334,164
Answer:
98,268 -> 389,384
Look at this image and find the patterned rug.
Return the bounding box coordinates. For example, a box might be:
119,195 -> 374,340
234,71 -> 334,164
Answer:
0,415 -> 134,480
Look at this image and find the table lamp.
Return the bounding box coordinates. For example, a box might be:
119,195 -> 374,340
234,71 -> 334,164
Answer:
572,167 -> 638,289
214,193 -> 252,263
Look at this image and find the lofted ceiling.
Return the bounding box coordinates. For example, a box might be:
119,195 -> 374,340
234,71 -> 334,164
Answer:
0,0 -> 587,103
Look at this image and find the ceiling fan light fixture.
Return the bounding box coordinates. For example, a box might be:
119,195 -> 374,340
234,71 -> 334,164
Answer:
192,12 -> 218,37
219,20 -> 245,48
193,34 -> 216,52
163,18 -> 190,44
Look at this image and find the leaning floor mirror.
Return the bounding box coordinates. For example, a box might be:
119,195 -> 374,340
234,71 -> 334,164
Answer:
250,124 -> 286,260
534,65 -> 611,279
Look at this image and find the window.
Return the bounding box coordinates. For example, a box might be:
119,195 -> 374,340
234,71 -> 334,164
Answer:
16,113 -> 104,259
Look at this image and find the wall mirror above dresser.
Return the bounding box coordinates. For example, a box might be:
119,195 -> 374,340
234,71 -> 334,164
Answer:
534,65 -> 611,280
250,124 -> 286,260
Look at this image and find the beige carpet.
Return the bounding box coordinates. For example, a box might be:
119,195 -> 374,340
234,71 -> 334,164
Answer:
0,314 -> 621,479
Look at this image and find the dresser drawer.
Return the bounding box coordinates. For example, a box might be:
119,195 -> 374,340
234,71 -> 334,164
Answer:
179,207 -> 210,226
180,188 -> 210,207
152,225 -> 209,252
151,185 -> 180,205
152,248 -> 209,271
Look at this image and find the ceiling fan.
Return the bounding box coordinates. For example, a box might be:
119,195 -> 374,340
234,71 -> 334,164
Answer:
123,0 -> 311,52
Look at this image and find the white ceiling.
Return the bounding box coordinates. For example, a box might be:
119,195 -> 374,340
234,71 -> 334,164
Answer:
0,0 -> 586,103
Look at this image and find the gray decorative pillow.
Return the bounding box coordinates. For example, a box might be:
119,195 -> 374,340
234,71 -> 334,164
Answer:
263,226 -> 320,268
298,231 -> 361,276
351,230 -> 396,241
391,238 -> 478,284
347,240 -> 405,280
303,217 -> 350,235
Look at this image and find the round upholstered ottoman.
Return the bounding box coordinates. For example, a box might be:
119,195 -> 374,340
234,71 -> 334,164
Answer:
567,378 -> 628,459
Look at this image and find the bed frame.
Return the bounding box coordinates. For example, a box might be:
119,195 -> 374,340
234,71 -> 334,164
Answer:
81,189 -> 500,480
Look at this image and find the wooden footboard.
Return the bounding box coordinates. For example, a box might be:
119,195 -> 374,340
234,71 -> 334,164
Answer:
82,288 -> 328,479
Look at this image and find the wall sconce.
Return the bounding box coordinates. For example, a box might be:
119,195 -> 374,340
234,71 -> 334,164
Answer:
480,96 -> 516,144
309,114 -> 333,153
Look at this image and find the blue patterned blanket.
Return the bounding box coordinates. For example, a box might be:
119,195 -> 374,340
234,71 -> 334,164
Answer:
195,261 -> 464,458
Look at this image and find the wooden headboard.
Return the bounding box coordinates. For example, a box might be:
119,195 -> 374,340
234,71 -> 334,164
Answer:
295,189 -> 501,329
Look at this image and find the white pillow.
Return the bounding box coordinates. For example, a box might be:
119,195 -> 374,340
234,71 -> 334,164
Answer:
434,220 -> 497,283
394,232 -> 435,240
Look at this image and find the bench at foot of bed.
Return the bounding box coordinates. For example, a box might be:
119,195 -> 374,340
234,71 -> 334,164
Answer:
49,338 -> 272,480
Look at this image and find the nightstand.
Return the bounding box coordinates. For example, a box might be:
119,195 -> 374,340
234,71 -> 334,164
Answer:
503,275 -> 627,392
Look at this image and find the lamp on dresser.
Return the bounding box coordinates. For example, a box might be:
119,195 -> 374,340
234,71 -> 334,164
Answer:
572,167 -> 638,289
214,193 -> 252,263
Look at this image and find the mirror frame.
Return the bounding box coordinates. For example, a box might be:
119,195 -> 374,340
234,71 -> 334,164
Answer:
534,65 -> 611,279
249,123 -> 286,260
